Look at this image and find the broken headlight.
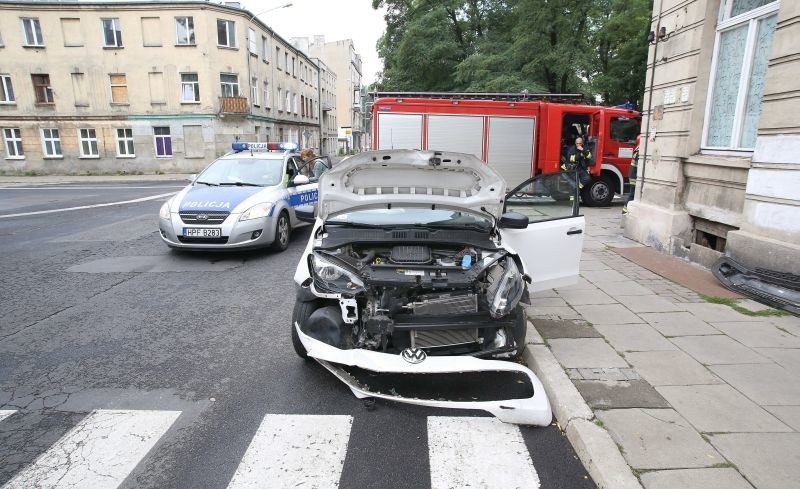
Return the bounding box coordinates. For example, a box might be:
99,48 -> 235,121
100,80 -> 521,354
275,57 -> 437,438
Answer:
486,258 -> 525,318
310,253 -> 365,294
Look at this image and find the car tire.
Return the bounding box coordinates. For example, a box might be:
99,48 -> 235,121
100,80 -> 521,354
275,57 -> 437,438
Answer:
291,300 -> 317,360
271,210 -> 291,252
581,175 -> 615,207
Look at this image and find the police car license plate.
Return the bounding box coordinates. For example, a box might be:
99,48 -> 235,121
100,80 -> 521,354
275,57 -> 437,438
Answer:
183,228 -> 222,238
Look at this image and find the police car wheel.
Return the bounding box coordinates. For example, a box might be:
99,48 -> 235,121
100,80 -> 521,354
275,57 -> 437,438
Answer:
291,300 -> 317,359
271,211 -> 291,251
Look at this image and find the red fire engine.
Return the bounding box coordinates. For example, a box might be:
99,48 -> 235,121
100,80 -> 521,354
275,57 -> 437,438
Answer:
371,92 -> 641,207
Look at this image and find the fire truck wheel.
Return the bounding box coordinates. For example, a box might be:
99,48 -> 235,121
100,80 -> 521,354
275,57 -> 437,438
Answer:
581,176 -> 615,207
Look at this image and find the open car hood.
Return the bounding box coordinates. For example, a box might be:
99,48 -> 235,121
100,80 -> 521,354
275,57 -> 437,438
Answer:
317,150 -> 507,221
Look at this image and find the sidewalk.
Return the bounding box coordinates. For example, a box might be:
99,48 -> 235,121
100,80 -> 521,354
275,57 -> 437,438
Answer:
525,205 -> 800,489
0,173 -> 192,185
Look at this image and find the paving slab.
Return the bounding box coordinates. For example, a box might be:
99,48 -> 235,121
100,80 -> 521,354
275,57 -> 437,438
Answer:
681,303 -> 762,322
593,324 -> 677,352
596,408 -> 724,469
565,419 -> 643,489
754,348 -> 800,370
530,318 -> 602,339
710,321 -> 800,348
573,304 -> 642,325
576,368 -> 640,381
580,260 -> 613,271
549,338 -> 629,368
625,350 -> 722,386
615,295 -> 686,313
531,289 -> 559,298
557,289 -> 618,305
763,406 -> 800,431
709,363 -> 800,406
574,380 -> 670,409
640,468 -> 754,489
596,281 -> 654,296
670,335 -> 770,365
555,277 -> 598,290
581,269 -> 630,283
709,433 -> 800,489
530,297 -> 569,307
524,305 -> 583,320
656,385 -> 791,433
639,312 -> 720,337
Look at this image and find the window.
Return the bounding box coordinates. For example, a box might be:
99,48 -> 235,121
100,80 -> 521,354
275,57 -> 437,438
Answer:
21,17 -> 44,46
277,87 -> 282,111
175,16 -> 195,45
291,56 -> 295,76
60,18 -> 83,47
141,17 -> 161,47
286,90 -> 291,112
3,128 -> 23,158
102,18 -> 123,48
248,27 -> 256,54
181,73 -> 199,102
301,95 -> 305,117
251,76 -> 259,106
263,80 -> 270,109
79,128 -> 99,157
220,73 -> 239,97
154,127 -> 172,157
116,128 -> 134,156
31,74 -> 53,104
0,75 -> 14,103
217,19 -> 236,48
704,0 -> 779,150
71,72 -> 88,106
262,36 -> 268,61
109,74 -> 128,103
275,47 -> 280,67
284,53 -> 289,72
610,117 -> 639,143
41,128 -> 62,157
293,93 -> 298,114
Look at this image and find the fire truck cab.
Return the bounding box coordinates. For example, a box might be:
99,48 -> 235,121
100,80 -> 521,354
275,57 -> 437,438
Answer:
371,92 -> 641,207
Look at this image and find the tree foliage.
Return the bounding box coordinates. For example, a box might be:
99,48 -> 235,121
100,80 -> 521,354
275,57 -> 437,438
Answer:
373,0 -> 652,106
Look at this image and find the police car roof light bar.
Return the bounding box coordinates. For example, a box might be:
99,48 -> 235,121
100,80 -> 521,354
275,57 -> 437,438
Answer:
231,142 -> 299,153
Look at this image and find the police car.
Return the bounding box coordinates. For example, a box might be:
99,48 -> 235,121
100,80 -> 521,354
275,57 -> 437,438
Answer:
159,142 -> 328,251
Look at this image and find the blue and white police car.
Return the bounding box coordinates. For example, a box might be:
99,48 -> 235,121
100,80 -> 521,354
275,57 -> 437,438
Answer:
159,142 -> 328,251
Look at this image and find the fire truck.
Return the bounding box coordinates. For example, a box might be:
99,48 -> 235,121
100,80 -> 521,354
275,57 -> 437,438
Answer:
371,92 -> 641,206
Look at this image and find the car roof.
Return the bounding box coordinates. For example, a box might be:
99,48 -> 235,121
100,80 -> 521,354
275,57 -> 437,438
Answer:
218,151 -> 296,160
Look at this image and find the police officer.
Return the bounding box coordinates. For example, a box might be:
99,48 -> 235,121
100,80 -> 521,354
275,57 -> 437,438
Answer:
564,137 -> 592,189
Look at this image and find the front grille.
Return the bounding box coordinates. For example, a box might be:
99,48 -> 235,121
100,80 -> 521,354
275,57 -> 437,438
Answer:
177,236 -> 229,244
408,293 -> 478,315
179,211 -> 230,224
413,328 -> 479,348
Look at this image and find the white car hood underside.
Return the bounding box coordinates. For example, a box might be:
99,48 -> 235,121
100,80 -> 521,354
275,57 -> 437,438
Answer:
318,150 -> 507,220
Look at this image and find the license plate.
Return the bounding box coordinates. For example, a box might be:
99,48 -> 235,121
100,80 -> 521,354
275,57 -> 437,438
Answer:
183,227 -> 222,238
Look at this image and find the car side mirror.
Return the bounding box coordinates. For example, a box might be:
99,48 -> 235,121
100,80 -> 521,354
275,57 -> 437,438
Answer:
293,174 -> 310,186
295,204 -> 316,223
499,211 -> 529,229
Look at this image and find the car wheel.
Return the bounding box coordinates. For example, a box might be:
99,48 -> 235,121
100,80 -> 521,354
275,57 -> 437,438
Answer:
271,211 -> 291,252
581,175 -> 615,207
291,300 -> 317,360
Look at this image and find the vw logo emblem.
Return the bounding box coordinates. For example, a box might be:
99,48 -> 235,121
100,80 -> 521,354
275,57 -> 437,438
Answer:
196,213 -> 209,221
401,347 -> 427,364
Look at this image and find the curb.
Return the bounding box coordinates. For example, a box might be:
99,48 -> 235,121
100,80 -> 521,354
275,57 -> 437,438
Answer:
524,321 -> 642,489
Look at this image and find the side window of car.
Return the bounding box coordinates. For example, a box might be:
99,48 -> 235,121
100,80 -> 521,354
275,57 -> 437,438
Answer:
285,158 -> 299,185
504,172 -> 580,224
311,157 -> 330,179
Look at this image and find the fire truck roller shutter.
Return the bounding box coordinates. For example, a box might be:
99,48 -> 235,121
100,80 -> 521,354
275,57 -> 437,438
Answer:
487,116 -> 536,185
427,115 -> 484,159
377,113 -> 423,150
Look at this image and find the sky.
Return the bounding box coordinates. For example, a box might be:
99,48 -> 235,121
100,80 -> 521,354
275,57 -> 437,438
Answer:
245,0 -> 387,84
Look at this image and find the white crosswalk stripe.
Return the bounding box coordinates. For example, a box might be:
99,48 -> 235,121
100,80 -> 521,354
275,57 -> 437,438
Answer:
227,414 -> 353,489
2,409 -> 181,489
428,416 -> 540,489
0,411 -> 16,423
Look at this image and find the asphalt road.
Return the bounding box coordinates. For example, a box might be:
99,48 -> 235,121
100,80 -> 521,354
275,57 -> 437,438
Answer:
0,181 -> 595,489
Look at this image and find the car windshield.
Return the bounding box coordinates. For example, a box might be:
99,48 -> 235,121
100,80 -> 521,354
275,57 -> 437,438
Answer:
196,158 -> 284,186
327,207 -> 492,231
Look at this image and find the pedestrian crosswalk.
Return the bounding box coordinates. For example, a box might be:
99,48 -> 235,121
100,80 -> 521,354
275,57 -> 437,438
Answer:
0,410 -> 545,489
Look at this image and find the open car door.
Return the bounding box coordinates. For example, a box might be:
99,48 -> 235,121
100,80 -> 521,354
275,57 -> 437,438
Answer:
499,171 -> 585,292
588,110 -> 605,174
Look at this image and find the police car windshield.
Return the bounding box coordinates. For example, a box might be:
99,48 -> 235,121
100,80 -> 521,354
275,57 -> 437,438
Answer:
197,158 -> 284,187
327,207 -> 492,231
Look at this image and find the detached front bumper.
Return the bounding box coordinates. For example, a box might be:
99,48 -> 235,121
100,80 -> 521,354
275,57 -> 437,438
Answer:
295,323 -> 552,425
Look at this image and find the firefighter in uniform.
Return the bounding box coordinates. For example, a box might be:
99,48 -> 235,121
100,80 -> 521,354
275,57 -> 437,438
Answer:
563,137 -> 592,189
622,135 -> 641,214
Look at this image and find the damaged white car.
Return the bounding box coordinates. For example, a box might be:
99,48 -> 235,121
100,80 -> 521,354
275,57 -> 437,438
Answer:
292,150 -> 585,425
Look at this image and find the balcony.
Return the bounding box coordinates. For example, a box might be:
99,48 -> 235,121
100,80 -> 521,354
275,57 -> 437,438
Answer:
219,96 -> 249,115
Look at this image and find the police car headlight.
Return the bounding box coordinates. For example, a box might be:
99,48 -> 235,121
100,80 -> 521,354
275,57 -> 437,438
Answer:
487,258 -> 525,318
240,203 -> 273,221
159,201 -> 171,220
310,254 -> 364,294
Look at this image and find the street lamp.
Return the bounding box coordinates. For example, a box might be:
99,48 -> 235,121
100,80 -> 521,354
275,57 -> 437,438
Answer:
249,2 -> 293,22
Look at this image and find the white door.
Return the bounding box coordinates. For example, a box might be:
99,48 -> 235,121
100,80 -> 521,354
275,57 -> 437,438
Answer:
498,171 -> 584,292
377,113 -> 423,150
427,114 -> 484,158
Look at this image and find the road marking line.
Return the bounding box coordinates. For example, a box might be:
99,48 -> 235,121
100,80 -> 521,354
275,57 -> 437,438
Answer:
3,409 -> 181,489
0,410 -> 16,422
227,414 -> 353,489
428,416 -> 540,489
0,192 -> 176,219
